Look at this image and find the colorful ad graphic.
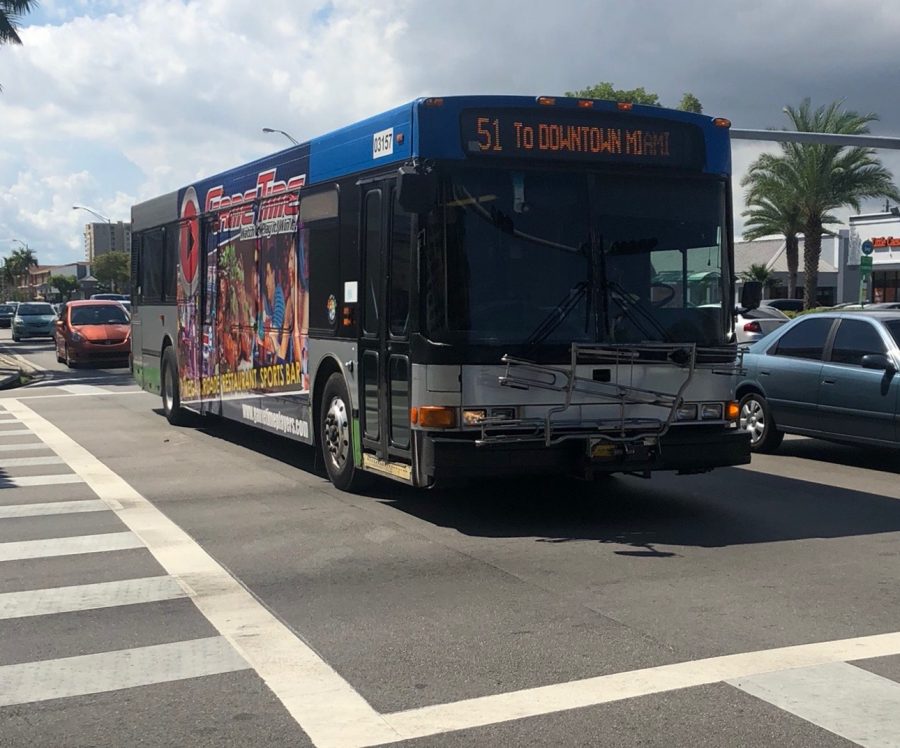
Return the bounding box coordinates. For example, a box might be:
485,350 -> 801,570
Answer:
178,158 -> 311,404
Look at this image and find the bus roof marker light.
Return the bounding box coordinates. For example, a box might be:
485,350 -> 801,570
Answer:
617,102 -> 634,111
423,98 -> 444,107
537,96 -> 556,106
713,117 -> 732,128
577,100 -> 594,109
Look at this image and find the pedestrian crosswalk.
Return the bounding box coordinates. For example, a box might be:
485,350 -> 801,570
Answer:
2,397 -> 900,748
0,402 -> 254,716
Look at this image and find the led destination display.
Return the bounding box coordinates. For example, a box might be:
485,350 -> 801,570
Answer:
460,109 -> 705,169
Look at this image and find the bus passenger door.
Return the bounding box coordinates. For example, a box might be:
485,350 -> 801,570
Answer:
359,181 -> 413,468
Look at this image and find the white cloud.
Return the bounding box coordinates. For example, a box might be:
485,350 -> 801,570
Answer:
1,0 -> 899,266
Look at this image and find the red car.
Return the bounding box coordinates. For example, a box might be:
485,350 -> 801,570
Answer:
55,300 -> 131,368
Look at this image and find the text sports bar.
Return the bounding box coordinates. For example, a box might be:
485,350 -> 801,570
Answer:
459,109 -> 705,169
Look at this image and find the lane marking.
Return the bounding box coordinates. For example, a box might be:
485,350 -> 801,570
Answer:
0,455 -> 64,468
0,575 -> 186,620
373,632 -> 900,746
0,429 -> 31,436
0,442 -> 51,452
59,384 -> 112,395
0,499 -> 109,519
3,398 -> 401,748
730,662 -> 900,747
0,531 -> 143,562
3,390 -> 144,400
0,474 -> 84,488
0,636 -> 248,707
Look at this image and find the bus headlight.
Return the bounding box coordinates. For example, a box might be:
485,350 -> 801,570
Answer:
700,403 -> 723,420
462,409 -> 487,425
675,404 -> 698,421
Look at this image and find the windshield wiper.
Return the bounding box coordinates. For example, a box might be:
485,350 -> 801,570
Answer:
526,281 -> 589,345
605,279 -> 673,343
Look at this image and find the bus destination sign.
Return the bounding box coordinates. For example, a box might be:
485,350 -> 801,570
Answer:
459,109 -> 705,169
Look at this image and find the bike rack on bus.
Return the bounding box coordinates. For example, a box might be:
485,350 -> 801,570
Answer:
477,342 -> 720,448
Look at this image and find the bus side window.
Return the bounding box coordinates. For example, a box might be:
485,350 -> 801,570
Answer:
141,228 -> 165,303
132,232 -> 143,301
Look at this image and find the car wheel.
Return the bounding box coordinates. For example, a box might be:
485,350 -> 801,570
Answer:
161,347 -> 187,425
320,373 -> 368,492
11,334 -> 19,342
64,344 -> 77,368
739,392 -> 784,453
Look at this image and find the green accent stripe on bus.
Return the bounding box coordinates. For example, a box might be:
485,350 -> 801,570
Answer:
352,417 -> 362,466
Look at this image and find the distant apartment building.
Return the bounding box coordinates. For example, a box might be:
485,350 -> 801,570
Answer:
83,221 -> 131,262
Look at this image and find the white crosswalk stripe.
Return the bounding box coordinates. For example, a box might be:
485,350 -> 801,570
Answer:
0,576 -> 187,619
2,474 -> 84,487
0,637 -> 249,707
730,662 -> 900,748
0,442 -> 52,452
0,531 -> 144,561
0,499 -> 109,518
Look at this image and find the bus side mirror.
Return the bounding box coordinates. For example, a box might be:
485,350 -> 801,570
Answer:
740,281 -> 762,311
397,167 -> 436,214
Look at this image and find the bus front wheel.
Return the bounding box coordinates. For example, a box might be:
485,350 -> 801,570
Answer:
320,373 -> 367,492
161,347 -> 187,426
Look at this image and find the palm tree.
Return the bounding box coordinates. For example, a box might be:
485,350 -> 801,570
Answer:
1,1 -> 39,91
741,170 -> 802,300
751,100 -> 900,309
741,263 -> 781,294
5,245 -> 37,293
0,1 -> 37,45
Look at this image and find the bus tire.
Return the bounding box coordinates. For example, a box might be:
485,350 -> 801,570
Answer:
320,373 -> 366,492
161,347 -> 187,426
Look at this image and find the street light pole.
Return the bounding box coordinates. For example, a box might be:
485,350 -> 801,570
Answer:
72,205 -> 112,224
262,127 -> 300,146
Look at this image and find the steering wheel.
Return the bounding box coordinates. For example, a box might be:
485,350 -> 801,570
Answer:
650,282 -> 676,308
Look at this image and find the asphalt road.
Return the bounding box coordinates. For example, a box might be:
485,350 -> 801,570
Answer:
1,328 -> 899,747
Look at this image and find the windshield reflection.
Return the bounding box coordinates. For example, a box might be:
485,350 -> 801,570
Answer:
423,167 -> 729,346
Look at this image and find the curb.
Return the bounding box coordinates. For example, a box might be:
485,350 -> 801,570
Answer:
0,369 -> 25,390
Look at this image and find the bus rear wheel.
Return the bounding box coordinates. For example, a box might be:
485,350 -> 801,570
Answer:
320,373 -> 367,492
161,347 -> 187,426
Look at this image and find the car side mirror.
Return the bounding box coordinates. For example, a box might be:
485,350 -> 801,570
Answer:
861,353 -> 895,371
740,281 -> 762,311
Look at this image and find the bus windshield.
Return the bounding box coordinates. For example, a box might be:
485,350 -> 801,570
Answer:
423,167 -> 730,347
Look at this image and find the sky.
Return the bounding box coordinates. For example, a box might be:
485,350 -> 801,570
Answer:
1,0 -> 900,266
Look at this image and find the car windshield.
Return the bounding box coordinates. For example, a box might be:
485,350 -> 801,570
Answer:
0,305 -> 12,313
70,305 -> 130,325
17,303 -> 54,316
423,166 -> 730,346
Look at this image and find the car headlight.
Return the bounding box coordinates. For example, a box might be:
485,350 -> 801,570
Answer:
70,331 -> 84,342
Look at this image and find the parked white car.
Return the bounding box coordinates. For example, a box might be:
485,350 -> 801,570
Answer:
736,304 -> 790,344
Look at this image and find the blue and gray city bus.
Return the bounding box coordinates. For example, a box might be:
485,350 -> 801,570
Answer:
130,95 -> 752,490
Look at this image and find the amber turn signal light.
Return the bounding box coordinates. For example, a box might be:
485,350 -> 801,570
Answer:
726,401 -> 740,421
411,406 -> 457,429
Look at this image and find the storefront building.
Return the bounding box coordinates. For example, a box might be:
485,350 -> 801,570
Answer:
849,210 -> 900,303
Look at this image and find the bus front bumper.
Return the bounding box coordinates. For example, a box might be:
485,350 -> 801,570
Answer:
419,427 -> 750,483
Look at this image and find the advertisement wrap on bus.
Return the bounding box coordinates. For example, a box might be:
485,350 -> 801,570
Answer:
131,95 -> 753,491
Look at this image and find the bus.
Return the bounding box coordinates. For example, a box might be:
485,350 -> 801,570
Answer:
130,95 -> 753,490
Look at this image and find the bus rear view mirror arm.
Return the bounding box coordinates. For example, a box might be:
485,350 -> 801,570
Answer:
397,164 -> 437,213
